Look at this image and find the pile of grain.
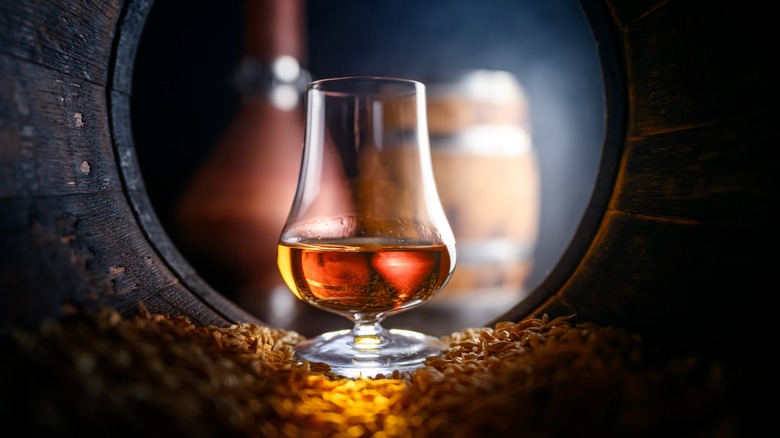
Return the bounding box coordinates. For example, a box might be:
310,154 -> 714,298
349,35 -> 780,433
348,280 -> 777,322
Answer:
0,307 -> 740,437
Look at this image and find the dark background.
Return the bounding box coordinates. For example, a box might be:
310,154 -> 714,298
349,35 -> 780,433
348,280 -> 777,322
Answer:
131,0 -> 604,326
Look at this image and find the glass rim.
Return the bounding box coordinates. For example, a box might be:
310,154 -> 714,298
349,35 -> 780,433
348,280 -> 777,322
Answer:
306,76 -> 424,97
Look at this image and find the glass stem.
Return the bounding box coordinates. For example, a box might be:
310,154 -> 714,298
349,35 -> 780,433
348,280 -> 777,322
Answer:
351,317 -> 385,347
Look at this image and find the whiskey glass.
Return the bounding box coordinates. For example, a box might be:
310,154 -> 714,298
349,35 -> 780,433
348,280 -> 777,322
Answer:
277,77 -> 456,378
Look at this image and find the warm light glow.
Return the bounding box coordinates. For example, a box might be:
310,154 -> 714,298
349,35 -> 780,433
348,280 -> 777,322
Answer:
354,335 -> 382,346
266,375 -> 412,437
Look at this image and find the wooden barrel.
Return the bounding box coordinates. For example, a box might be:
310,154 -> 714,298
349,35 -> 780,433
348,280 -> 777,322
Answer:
0,0 -> 772,361
0,0 -> 258,334
423,70 -> 540,330
504,0 -> 773,354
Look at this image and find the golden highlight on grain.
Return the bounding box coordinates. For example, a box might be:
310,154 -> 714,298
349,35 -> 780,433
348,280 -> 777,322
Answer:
0,307 -> 739,437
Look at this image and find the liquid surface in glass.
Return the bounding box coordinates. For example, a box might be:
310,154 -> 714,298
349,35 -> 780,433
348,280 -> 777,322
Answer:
278,237 -> 453,316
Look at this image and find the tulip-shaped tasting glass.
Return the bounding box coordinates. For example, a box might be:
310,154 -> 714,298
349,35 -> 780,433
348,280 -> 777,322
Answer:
277,77 -> 457,377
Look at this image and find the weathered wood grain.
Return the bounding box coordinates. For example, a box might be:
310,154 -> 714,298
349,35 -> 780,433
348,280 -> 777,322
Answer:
0,1 -> 120,86
0,0 -> 259,335
502,0 -> 773,352
0,52 -> 120,198
617,120 -> 772,221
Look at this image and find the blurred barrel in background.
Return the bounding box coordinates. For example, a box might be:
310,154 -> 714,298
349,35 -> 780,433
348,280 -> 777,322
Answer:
424,70 -> 539,328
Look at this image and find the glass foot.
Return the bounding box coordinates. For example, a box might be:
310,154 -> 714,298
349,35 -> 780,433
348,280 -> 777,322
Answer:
294,327 -> 446,378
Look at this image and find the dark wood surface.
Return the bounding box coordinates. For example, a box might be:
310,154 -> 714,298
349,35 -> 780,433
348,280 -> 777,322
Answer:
0,0 -> 258,334
501,0 -> 773,350
0,0 -> 774,359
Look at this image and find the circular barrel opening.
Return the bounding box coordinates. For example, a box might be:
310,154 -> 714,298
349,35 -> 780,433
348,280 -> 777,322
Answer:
131,0 -> 605,337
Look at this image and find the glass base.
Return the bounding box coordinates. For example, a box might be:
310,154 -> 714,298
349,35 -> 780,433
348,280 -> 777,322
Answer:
294,327 -> 446,378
